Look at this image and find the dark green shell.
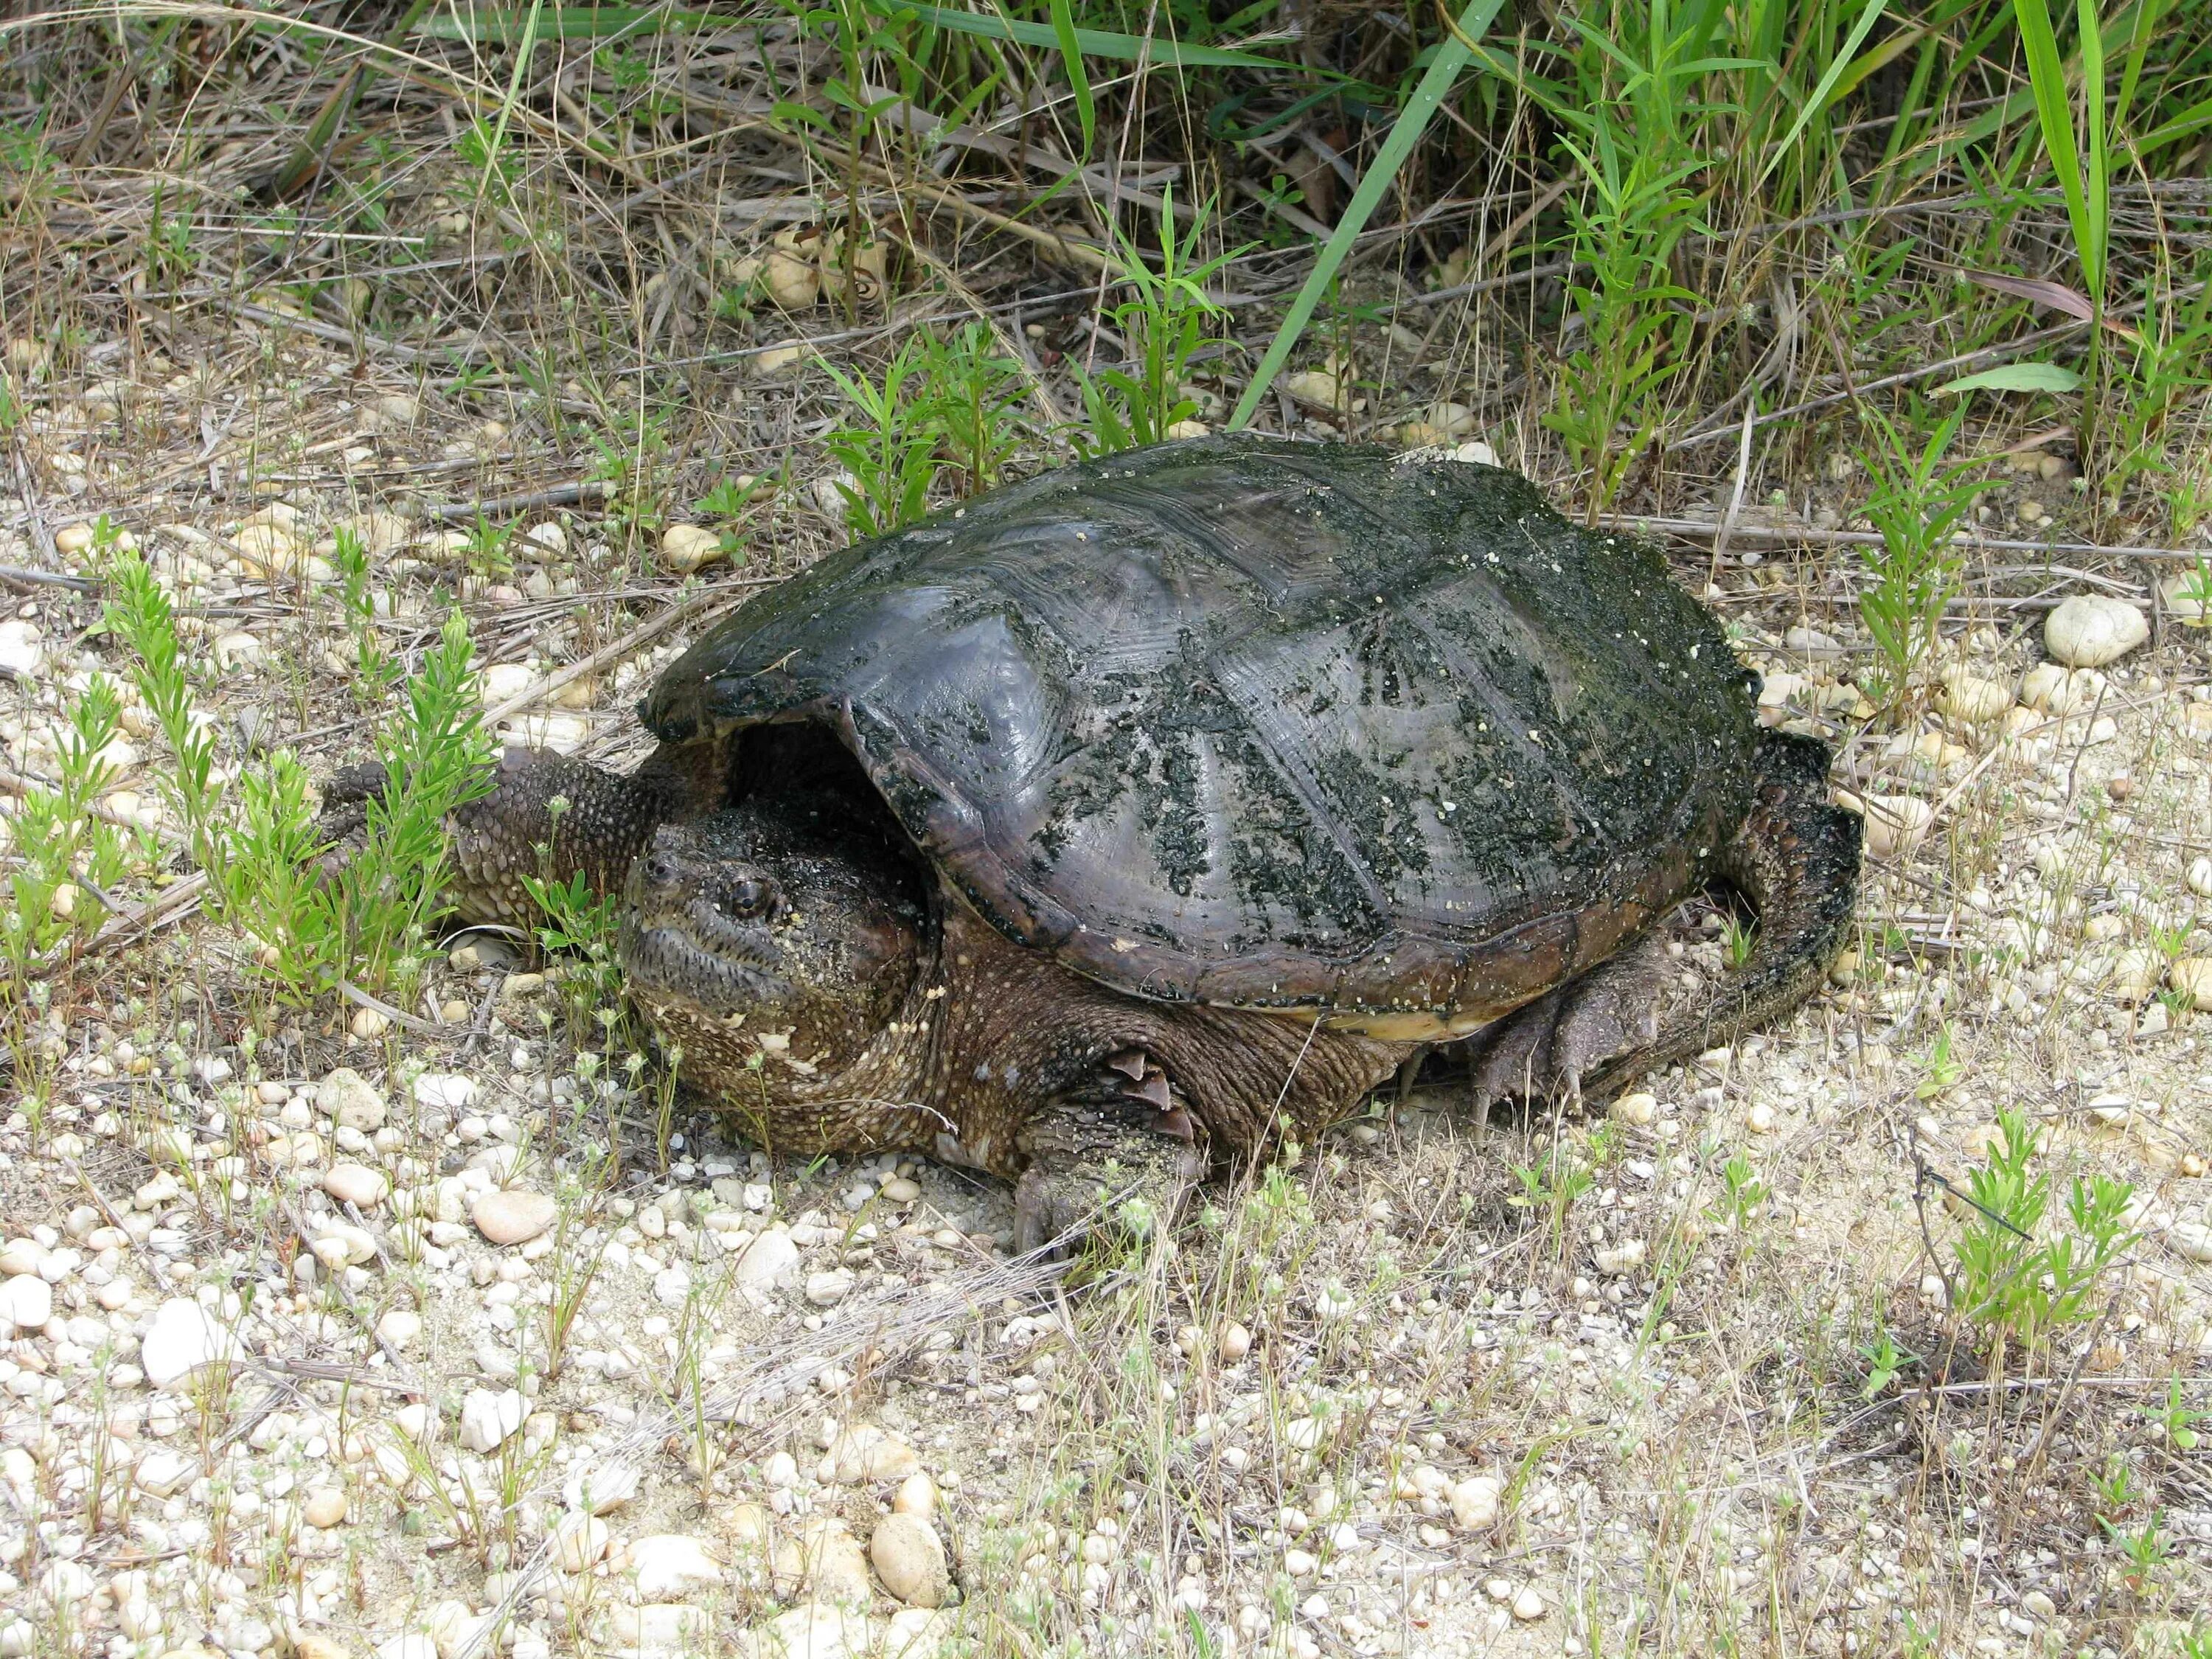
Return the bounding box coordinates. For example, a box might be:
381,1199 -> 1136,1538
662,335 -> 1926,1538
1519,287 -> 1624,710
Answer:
645,435 -> 1758,1030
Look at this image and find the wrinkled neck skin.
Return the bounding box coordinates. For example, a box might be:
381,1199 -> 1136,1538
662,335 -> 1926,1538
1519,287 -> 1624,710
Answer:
633,865 -> 1402,1178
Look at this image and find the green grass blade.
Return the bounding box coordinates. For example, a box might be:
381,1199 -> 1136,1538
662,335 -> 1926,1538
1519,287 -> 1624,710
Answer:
1048,0 -> 1096,161
418,1 -> 1313,70
1228,0 -> 1507,431
2076,0 -> 2107,300
2013,0 -> 2096,296
1756,0 -> 1892,187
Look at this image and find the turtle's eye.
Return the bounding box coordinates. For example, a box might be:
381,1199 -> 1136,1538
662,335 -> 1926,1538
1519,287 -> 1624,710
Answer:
726,876 -> 777,919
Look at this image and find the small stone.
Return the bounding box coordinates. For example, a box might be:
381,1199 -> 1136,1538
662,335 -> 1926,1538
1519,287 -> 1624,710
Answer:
1512,1586 -> 1546,1622
2169,957 -> 2212,1005
1858,794 -> 1933,858
134,1450 -> 194,1496
1449,1474 -> 1501,1531
312,1223 -> 377,1269
1281,369 -> 1342,408
0,620 -> 43,677
2190,857 -> 2212,899
316,1068 -> 387,1130
737,1605 -> 873,1659
1938,671 -> 2014,725
870,1514 -> 950,1607
2045,595 -> 2148,668
1219,1321 -> 1252,1362
141,1297 -> 243,1387
349,1006 -> 389,1040
1594,1239 -> 1646,1276
630,1534 -> 725,1601
1610,1092 -> 1656,1126
302,1486 -> 347,1528
414,1072 -> 478,1110
880,1176 -> 921,1203
736,1228 -> 799,1291
1746,1102 -> 1777,1133
323,1163 -> 389,1209
563,1459 -> 641,1514
2110,948 -> 2163,1005
459,1387 -> 526,1453
0,1273 -> 51,1330
213,631 -> 263,670
0,1238 -> 46,1276
554,1512 -> 611,1572
2169,1220 -> 2212,1263
604,1606 -> 712,1659
805,1268 -> 855,1307
473,1189 -> 557,1246
893,1471 -> 936,1517
661,524 -> 725,575
376,1308 -> 422,1349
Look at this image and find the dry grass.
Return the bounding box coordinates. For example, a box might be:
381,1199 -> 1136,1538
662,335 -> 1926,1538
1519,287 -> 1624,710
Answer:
1,8 -> 2210,1659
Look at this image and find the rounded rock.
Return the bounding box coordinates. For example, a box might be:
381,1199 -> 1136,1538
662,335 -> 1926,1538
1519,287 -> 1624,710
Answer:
870,1514 -> 950,1607
1449,1474 -> 1501,1531
630,1534 -> 725,1601
2045,595 -> 2148,669
473,1189 -> 557,1246
1512,1585 -> 1546,1621
302,1487 -> 347,1528
1938,671 -> 2014,726
315,1068 -> 387,1130
1219,1321 -> 1253,1362
661,524 -> 725,576
323,1163 -> 389,1209
1858,794 -> 1933,858
892,1470 -> 936,1517
2169,957 -> 2212,1005
1,1274 -> 52,1330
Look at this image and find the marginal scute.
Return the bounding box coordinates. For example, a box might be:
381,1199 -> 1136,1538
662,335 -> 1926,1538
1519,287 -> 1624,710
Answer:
646,436 -> 1759,1019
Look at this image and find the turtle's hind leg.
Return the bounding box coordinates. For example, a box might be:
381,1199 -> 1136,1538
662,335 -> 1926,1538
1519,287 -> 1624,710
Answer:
1461,729 -> 1861,1106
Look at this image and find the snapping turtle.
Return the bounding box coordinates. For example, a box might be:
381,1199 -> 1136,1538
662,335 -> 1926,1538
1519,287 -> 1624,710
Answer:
334,436 -> 1858,1249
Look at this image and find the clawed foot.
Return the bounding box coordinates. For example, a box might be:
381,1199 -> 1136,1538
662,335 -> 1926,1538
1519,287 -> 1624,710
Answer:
1012,1048 -> 1206,1257
1461,933 -> 1674,1110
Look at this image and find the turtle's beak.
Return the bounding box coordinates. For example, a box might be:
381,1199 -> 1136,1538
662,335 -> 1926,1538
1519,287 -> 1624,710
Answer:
619,823 -> 791,1014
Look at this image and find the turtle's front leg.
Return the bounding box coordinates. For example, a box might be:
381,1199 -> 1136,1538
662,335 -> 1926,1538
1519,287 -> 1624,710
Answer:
1011,1052 -> 1206,1257
319,741 -> 717,928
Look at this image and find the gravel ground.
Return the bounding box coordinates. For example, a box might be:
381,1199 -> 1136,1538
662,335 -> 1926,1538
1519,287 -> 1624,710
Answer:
2,369 -> 2210,1659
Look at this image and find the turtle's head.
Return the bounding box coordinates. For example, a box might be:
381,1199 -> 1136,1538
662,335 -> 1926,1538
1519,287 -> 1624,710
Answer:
619,793 -> 931,1092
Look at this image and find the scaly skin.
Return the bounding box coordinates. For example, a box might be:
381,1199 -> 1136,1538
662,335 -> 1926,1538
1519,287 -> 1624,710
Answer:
330,725 -> 1855,1244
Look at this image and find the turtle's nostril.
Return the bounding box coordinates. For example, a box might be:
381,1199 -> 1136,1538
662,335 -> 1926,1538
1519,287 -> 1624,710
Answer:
647,855 -> 680,888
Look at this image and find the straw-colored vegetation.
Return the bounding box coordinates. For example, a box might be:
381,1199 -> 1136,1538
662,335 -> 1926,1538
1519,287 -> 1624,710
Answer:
1,2 -> 2210,1656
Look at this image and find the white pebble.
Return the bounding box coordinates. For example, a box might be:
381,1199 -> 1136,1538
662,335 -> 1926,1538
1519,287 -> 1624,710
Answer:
2045,595 -> 2147,668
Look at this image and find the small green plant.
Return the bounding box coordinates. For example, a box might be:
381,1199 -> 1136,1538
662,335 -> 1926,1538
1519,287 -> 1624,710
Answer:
1712,1152 -> 1767,1228
1719,914 -> 1756,970
1077,190 -> 1244,454
462,515 -> 515,582
1860,1324 -> 1909,1398
1913,1021 -> 1965,1100
105,531 -> 226,877
2098,1509 -> 2170,1587
1950,1108 -> 2136,1364
332,526 -> 398,702
1512,1138 -> 1596,1262
922,323 -> 1028,496
2146,1374 -> 2206,1449
521,855 -> 627,1043
1853,403 -> 1997,699
820,341 -> 945,536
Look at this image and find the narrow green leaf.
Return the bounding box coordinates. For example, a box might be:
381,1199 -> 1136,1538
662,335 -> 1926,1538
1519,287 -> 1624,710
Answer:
1935,361 -> 2085,394
1756,0 -> 1891,187
1049,0 -> 1095,161
2076,0 -> 2107,299
2012,0 -> 2097,299
1229,0 -> 1507,431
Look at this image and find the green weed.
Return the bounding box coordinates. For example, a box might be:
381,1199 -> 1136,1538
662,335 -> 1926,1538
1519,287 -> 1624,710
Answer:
1852,403 -> 1997,701
1950,1107 -> 2135,1364
1077,191 -> 1243,454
